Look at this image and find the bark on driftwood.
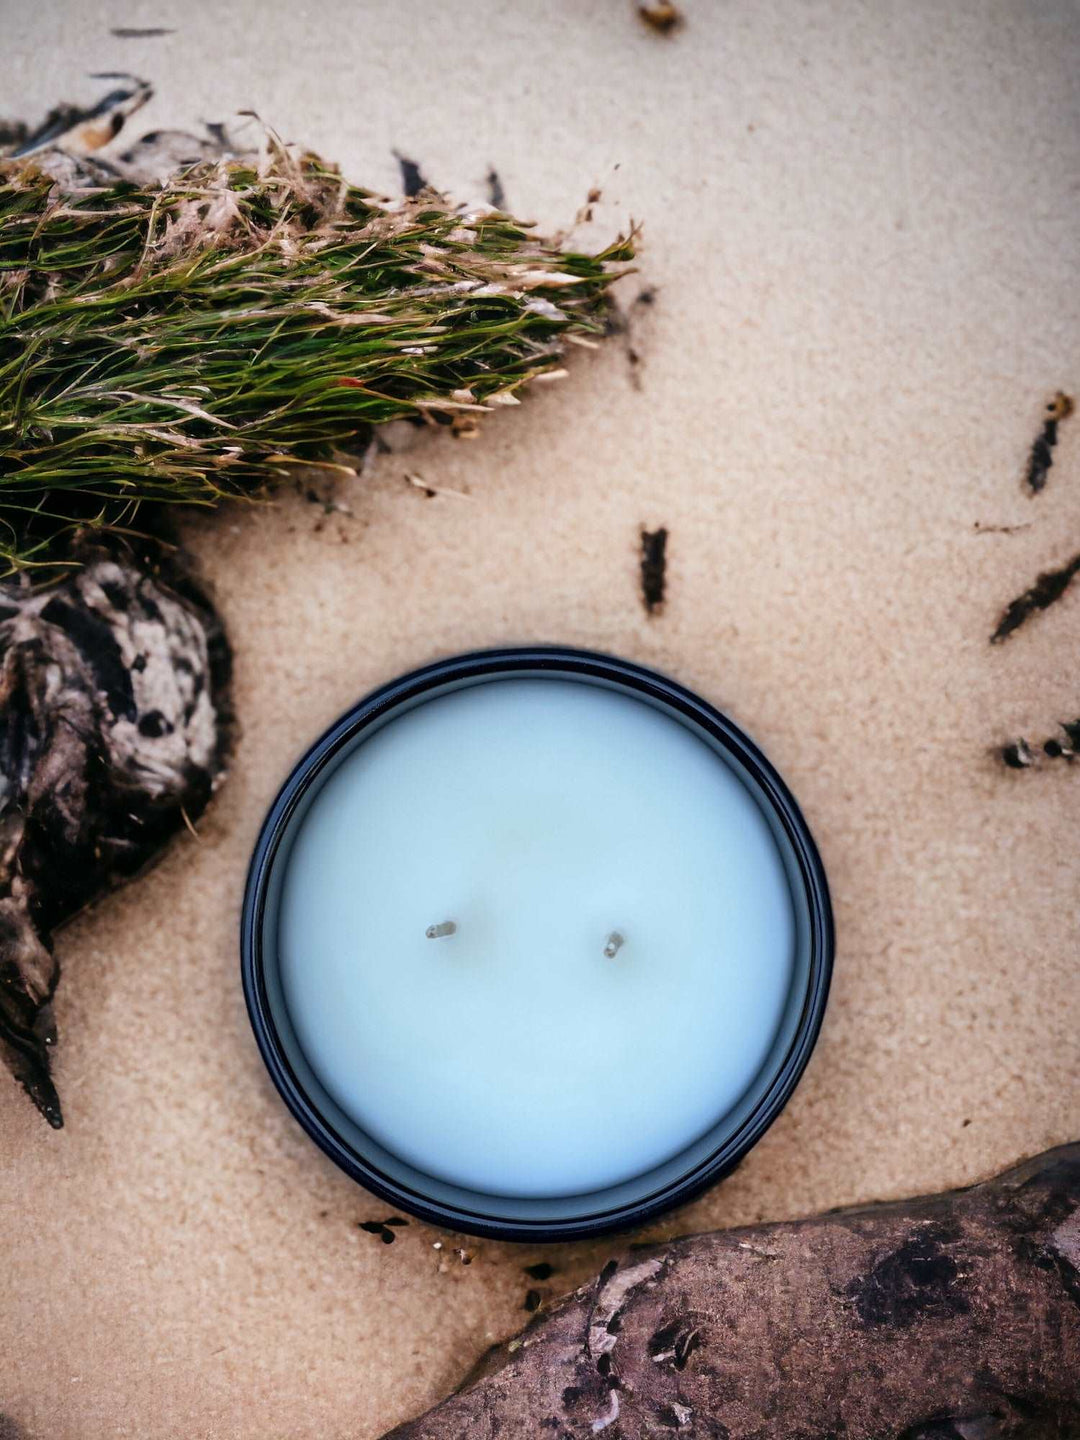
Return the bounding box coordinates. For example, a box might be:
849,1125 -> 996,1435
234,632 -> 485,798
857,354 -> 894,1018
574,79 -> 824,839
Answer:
0,553 -> 229,1127
385,1145 -> 1080,1439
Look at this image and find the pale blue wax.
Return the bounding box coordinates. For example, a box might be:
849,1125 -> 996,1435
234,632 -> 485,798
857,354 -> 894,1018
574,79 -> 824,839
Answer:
278,678 -> 796,1200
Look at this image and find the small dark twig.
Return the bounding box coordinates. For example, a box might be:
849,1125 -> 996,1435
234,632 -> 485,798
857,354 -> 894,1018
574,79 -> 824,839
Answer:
485,167 -> 505,209
640,527 -> 668,614
1025,391 -> 1074,495
990,551 -> 1080,642
973,520 -> 1032,535
393,151 -> 428,198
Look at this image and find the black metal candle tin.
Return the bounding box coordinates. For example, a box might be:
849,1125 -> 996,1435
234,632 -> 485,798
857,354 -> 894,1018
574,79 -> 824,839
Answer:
242,647 -> 833,1241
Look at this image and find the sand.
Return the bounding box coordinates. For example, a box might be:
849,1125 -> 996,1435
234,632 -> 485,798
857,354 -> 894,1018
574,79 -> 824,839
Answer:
3,2 -> 1079,1436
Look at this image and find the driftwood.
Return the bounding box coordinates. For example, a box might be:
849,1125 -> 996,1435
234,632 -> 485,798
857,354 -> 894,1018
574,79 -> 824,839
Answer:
385,1145 -> 1080,1439
0,554 -> 229,1126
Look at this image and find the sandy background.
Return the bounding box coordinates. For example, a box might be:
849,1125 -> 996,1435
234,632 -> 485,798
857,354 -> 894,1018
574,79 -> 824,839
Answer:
3,1 -> 1080,1436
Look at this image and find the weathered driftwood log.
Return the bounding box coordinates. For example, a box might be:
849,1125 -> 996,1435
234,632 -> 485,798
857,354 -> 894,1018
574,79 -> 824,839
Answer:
0,553 -> 229,1126
385,1145 -> 1080,1439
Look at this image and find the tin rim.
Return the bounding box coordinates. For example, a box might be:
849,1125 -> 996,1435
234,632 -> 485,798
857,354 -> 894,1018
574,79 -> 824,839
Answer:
241,647 -> 834,1241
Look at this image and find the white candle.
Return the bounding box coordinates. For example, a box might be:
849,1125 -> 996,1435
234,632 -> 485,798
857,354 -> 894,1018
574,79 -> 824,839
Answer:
275,674 -> 800,1201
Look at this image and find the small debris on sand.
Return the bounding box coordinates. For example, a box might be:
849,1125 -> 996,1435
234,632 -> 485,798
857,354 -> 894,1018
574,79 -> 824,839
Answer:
5,74 -> 152,159
394,151 -> 429,197
641,527 -> 668,614
638,2 -> 684,35
1001,738 -> 1036,769
486,166 -> 506,209
358,1217 -> 409,1244
974,520 -> 1032,535
1025,391 -> 1074,495
575,186 -> 603,225
990,550 -> 1080,642
1001,721 -> 1080,770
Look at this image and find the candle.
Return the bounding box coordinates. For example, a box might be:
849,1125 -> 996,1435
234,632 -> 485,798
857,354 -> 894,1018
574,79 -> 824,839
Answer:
243,649 -> 832,1239
283,681 -> 792,1197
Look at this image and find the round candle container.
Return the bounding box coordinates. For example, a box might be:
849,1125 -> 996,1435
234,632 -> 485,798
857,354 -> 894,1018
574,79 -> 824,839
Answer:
242,648 -> 832,1240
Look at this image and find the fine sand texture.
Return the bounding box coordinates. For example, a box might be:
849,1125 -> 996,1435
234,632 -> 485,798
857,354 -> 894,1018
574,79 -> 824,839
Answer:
3,2 -> 1080,1436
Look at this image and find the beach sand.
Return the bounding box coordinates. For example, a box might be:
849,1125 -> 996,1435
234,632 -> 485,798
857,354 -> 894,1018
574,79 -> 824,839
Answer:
3,2 -> 1079,1435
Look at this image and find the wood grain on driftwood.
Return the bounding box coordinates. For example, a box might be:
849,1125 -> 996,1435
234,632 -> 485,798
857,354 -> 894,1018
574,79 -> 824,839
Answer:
0,557 -> 229,1126
385,1146 -> 1080,1439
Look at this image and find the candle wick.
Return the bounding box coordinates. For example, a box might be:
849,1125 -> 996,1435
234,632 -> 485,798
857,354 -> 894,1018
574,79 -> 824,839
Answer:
426,920 -> 457,940
603,931 -> 625,959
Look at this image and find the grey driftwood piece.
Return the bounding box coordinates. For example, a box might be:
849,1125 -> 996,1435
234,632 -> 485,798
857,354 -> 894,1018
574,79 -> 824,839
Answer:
0,556 -> 229,1127
384,1145 -> 1080,1439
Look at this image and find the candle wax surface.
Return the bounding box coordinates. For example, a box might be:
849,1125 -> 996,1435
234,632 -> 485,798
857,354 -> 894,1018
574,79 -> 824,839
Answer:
278,678 -> 796,1199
